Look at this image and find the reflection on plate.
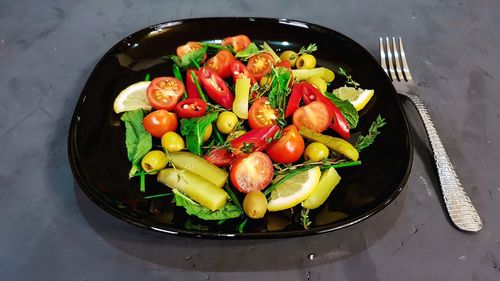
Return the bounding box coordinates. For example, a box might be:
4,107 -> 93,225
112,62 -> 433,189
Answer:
68,18 -> 412,238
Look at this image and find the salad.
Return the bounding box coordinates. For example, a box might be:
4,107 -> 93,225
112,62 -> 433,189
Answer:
113,35 -> 385,231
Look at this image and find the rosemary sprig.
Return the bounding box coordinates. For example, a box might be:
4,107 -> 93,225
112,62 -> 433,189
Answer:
298,43 -> 318,55
355,115 -> 386,152
338,67 -> 360,88
300,209 -> 312,229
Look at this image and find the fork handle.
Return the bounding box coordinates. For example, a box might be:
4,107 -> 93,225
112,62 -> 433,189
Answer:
407,95 -> 482,232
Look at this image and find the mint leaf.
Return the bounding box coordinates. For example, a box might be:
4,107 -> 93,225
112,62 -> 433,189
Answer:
180,112 -> 218,155
235,43 -> 259,60
173,190 -> 242,221
323,92 -> 359,129
121,110 -> 152,176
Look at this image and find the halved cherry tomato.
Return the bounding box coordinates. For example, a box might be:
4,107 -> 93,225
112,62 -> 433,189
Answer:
176,41 -> 206,62
222,35 -> 251,52
292,101 -> 332,133
185,68 -> 201,99
231,60 -> 257,85
266,125 -> 305,164
247,52 -> 274,81
175,98 -> 207,118
248,97 -> 278,129
230,151 -> 274,193
143,110 -> 178,138
206,50 -> 235,79
230,125 -> 280,155
198,67 -> 234,109
146,77 -> 185,111
204,148 -> 234,167
299,82 -> 350,139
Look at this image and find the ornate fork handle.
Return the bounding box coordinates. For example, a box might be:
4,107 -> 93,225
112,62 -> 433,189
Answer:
404,92 -> 482,232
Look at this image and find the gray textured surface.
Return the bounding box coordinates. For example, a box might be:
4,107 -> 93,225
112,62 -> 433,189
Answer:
1,0 -> 499,280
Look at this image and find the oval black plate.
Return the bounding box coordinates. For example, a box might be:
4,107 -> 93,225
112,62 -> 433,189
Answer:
68,18 -> 412,238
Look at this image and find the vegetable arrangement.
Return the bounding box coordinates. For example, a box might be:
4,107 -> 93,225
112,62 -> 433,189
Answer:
113,35 -> 385,231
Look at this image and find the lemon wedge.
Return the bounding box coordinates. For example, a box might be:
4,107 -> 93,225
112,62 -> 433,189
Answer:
334,86 -> 374,111
113,81 -> 152,113
267,167 -> 321,212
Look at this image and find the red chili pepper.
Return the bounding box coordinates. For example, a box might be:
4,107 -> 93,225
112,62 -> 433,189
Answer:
185,68 -> 201,99
204,148 -> 234,167
230,60 -> 257,85
198,67 -> 234,109
230,125 -> 280,155
175,98 -> 207,118
284,84 -> 303,118
286,82 -> 350,139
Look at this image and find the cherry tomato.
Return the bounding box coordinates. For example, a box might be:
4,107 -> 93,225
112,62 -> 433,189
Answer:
146,77 -> 185,111
266,125 -> 305,164
175,98 -> 207,118
206,50 -> 235,79
292,101 -> 332,133
143,110 -> 178,138
204,148 -> 234,167
247,52 -> 274,81
248,97 -> 278,129
230,152 -> 274,193
176,41 -> 206,62
222,35 -> 251,52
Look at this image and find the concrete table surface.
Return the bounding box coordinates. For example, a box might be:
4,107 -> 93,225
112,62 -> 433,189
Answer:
1,0 -> 499,280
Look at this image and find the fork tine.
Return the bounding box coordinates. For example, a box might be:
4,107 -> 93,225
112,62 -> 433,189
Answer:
392,37 -> 404,81
379,37 -> 389,77
385,37 -> 397,81
398,37 -> 413,81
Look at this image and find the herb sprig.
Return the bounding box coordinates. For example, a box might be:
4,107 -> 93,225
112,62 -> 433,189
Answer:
338,67 -> 360,88
355,115 -> 386,151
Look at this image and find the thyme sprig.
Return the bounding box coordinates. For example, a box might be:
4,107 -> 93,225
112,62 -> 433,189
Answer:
355,115 -> 386,152
338,67 -> 360,88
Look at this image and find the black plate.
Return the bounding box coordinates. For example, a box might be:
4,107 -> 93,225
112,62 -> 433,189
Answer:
68,18 -> 412,238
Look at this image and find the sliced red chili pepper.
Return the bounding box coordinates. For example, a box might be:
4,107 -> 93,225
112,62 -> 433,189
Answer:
175,98 -> 207,118
185,68 -> 201,99
204,148 -> 234,167
230,60 -> 257,85
284,83 -> 303,118
230,125 -> 280,155
298,82 -> 350,139
198,67 -> 234,109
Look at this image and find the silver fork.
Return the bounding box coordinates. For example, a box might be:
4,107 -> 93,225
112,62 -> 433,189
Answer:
379,37 -> 482,232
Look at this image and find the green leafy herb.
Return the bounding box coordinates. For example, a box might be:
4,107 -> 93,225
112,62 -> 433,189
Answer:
323,91 -> 359,129
300,208 -> 312,229
338,67 -> 360,88
355,115 -> 386,151
173,189 -> 242,220
201,43 -> 232,52
223,183 -> 242,210
144,73 -> 151,81
235,43 -> 260,60
180,112 -> 218,155
121,110 -> 152,177
144,193 -> 173,199
298,43 -> 318,55
267,67 -> 292,126
238,218 -> 249,233
171,45 -> 208,69
240,142 -> 255,154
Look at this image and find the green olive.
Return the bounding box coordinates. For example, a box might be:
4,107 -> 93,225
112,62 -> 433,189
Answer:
243,190 -> 268,219
141,150 -> 169,173
304,142 -> 329,162
296,54 -> 316,69
279,50 -> 298,67
203,123 -> 213,142
161,131 -> 185,153
306,76 -> 328,93
216,111 -> 239,134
